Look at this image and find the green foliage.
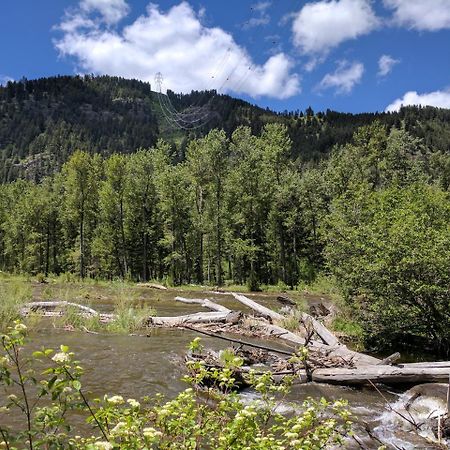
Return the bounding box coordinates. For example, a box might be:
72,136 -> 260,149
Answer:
0,279 -> 32,329
0,325 -> 352,449
326,183 -> 450,352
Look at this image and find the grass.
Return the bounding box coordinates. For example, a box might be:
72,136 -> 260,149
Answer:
279,309 -> 304,333
107,300 -> 156,334
0,272 -> 158,334
0,275 -> 32,330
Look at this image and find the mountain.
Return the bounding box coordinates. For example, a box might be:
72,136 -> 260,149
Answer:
1,75 -> 450,182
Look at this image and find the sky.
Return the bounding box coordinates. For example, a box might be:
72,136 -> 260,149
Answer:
1,0 -> 450,113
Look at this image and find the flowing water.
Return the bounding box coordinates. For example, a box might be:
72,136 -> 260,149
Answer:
5,287 -> 449,448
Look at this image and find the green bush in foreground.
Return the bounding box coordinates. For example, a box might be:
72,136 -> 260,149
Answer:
0,323 -> 352,449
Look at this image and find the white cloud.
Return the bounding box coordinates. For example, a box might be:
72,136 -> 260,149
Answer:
378,54 -> 400,77
55,1 -> 300,99
80,0 -> 129,25
383,0 -> 450,31
292,0 -> 379,58
386,89 -> 450,112
318,60 -> 364,94
0,75 -> 13,86
243,1 -> 272,29
252,1 -> 271,13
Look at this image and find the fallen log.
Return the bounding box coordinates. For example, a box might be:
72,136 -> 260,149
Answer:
148,311 -> 232,327
231,293 -> 284,321
232,294 -> 379,366
300,312 -> 340,347
377,352 -> 401,366
277,295 -> 296,306
232,293 -> 340,346
398,361 -> 450,369
175,296 -> 230,313
20,301 -> 116,324
312,366 -> 450,386
259,323 -> 380,366
21,301 -> 101,317
137,282 -> 168,290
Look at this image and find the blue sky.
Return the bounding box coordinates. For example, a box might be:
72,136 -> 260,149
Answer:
1,0 -> 450,113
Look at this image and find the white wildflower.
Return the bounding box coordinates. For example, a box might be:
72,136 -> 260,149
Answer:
110,421 -> 127,435
127,398 -> 140,408
93,441 -> 113,450
52,352 -> 70,364
106,395 -> 124,405
14,323 -> 27,332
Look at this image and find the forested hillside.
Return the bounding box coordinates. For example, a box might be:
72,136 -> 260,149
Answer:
1,75 -> 450,182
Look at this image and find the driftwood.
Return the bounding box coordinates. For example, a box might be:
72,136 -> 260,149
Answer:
399,361 -> 450,369
137,282 -> 168,290
232,293 -> 379,366
22,301 -> 101,317
378,352 -> 401,366
231,292 -> 283,321
175,296 -> 230,313
277,295 -> 296,306
21,301 -> 116,323
300,311 -> 340,347
232,293 -> 340,346
312,366 -> 450,385
148,311 -> 233,327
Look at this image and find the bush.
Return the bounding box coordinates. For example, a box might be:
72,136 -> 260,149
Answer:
326,183 -> 450,353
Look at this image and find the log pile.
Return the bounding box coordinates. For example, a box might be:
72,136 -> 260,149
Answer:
20,293 -> 450,388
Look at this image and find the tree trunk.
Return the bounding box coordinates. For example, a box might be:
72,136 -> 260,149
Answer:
216,177 -> 223,286
312,366 -> 450,385
142,205 -> 148,282
80,208 -> 85,279
120,199 -> 128,277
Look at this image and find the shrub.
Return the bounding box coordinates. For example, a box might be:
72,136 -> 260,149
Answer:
326,183 -> 450,353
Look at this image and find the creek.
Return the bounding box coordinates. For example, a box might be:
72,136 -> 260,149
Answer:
9,288 -> 450,448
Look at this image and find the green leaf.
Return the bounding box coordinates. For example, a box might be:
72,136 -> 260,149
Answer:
48,375 -> 57,390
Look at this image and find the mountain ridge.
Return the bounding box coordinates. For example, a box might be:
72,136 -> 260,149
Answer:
1,74 -> 450,182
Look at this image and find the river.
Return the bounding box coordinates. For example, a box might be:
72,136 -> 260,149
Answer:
6,285 -> 449,448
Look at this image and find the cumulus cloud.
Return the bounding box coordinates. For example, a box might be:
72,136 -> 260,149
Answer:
378,54 -> 400,77
386,89 -> 450,112
383,0 -> 450,31
292,0 -> 379,60
55,1 -> 300,99
0,75 -> 13,86
317,60 -> 364,94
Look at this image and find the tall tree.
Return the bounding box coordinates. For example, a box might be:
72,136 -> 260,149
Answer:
125,150 -> 160,281
61,151 -> 100,278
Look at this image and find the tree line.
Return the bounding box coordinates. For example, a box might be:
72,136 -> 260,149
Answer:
0,122 -> 449,351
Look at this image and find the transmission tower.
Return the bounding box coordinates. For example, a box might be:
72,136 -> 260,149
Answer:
155,72 -> 163,93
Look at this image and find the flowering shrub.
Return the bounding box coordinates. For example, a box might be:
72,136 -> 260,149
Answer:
0,322 -> 352,449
